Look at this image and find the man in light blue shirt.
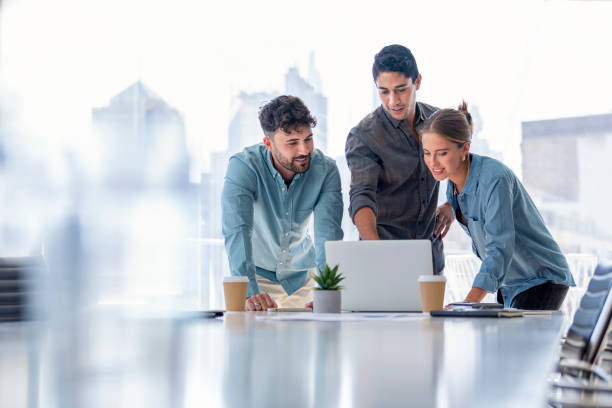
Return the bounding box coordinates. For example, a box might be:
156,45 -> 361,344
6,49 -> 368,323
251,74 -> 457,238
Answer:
222,95 -> 344,311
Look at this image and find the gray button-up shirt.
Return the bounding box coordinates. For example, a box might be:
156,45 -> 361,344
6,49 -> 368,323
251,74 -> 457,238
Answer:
345,102 -> 444,273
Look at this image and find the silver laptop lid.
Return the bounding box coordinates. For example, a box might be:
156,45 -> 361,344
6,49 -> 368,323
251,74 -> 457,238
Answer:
325,240 -> 434,312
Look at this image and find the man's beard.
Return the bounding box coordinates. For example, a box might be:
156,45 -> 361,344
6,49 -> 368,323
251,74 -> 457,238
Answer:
274,150 -> 312,174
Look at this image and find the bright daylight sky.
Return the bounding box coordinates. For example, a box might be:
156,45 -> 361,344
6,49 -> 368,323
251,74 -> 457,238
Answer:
1,0 -> 612,177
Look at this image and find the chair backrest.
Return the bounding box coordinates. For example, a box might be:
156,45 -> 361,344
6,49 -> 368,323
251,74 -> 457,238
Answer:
562,259 -> 612,362
0,256 -> 44,322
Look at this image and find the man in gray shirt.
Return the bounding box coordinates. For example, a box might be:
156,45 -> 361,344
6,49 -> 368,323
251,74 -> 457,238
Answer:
345,44 -> 454,273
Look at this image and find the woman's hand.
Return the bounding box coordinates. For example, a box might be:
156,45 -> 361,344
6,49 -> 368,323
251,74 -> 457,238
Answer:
434,203 -> 454,238
463,287 -> 488,303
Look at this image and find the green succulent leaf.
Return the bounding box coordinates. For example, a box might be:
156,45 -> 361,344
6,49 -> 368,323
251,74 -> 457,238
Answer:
314,263 -> 343,290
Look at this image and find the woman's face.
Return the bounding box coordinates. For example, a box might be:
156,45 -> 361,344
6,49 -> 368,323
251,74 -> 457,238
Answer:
422,131 -> 470,181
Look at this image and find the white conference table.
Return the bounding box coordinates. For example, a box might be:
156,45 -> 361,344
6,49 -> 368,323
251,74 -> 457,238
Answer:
1,311 -> 565,408
187,311 -> 565,408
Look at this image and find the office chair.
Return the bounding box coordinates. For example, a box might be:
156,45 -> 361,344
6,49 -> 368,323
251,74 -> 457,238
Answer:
560,259 -> 612,362
0,256 -> 44,322
548,260 -> 612,407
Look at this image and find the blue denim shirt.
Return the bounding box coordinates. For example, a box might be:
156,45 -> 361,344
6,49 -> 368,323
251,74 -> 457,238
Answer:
447,154 -> 575,307
222,144 -> 344,297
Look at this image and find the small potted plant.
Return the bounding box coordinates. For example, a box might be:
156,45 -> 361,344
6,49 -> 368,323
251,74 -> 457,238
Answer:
313,264 -> 344,313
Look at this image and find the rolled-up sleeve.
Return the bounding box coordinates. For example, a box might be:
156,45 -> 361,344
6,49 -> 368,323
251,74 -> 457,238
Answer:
313,163 -> 344,274
472,177 -> 516,293
345,128 -> 382,221
221,157 -> 260,297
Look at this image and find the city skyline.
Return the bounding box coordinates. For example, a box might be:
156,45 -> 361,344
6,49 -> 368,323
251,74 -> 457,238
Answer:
78,61 -> 612,247
3,1 -> 612,181
86,66 -> 612,261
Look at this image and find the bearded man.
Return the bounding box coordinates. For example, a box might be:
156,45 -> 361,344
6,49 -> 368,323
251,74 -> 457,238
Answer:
222,95 -> 344,311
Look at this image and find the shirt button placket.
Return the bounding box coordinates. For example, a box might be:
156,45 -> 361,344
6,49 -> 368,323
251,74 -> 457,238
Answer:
418,177 -> 428,235
284,182 -> 290,219
280,245 -> 287,267
282,187 -> 290,270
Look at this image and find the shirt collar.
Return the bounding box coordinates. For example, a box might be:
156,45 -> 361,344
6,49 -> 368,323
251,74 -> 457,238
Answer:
453,153 -> 482,196
264,148 -> 279,178
380,101 -> 426,129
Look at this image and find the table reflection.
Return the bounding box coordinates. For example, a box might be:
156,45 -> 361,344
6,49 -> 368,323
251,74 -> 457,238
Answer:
437,316 -> 561,407
0,312 -> 564,408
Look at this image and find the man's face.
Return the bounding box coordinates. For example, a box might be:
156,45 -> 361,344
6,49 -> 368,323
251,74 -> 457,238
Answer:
376,71 -> 421,121
264,125 -> 314,180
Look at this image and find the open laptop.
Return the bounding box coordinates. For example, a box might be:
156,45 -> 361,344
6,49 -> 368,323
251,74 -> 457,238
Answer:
325,240 -> 433,312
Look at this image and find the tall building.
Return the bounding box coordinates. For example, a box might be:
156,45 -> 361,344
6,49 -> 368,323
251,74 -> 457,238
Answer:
521,112 -> 612,256
92,81 -> 190,188
307,51 -> 323,95
227,91 -> 278,155
90,81 -> 200,307
285,66 -> 328,153
226,61 -> 328,155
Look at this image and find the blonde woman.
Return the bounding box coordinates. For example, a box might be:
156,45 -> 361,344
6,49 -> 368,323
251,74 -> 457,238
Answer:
420,102 -> 575,310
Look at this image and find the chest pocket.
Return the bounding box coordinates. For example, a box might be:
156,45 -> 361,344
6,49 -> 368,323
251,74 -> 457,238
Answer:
389,154 -> 419,186
466,217 -> 486,258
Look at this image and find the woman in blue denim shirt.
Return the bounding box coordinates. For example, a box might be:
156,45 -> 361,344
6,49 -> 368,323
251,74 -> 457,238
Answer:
420,102 -> 575,310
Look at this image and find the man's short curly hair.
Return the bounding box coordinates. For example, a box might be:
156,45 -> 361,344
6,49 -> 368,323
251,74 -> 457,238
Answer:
372,44 -> 419,82
258,95 -> 317,138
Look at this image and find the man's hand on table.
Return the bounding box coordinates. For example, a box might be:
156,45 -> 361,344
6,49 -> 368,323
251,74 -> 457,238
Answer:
245,293 -> 278,311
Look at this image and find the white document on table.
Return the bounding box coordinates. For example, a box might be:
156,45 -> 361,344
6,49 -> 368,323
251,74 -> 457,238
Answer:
255,313 -> 423,322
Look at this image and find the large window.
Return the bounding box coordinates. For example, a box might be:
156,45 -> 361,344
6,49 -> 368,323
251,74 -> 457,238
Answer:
1,0 -> 611,310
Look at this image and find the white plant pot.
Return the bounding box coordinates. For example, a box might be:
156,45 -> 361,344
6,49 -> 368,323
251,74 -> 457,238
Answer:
313,290 -> 341,313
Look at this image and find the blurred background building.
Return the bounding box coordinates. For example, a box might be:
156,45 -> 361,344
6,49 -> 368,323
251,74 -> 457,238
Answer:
92,81 -> 191,188
90,81 -> 200,308
522,113 -> 612,258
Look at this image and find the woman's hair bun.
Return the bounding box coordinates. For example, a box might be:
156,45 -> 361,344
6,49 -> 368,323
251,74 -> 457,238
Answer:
458,100 -> 473,134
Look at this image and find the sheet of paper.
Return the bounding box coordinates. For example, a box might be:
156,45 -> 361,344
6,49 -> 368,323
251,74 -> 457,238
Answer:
255,313 -> 424,322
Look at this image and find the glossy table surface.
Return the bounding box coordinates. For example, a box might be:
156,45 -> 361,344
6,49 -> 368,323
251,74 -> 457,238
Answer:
0,311 -> 565,408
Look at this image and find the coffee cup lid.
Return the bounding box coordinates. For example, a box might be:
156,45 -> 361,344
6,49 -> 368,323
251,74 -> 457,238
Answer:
417,275 -> 447,282
223,276 -> 249,283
